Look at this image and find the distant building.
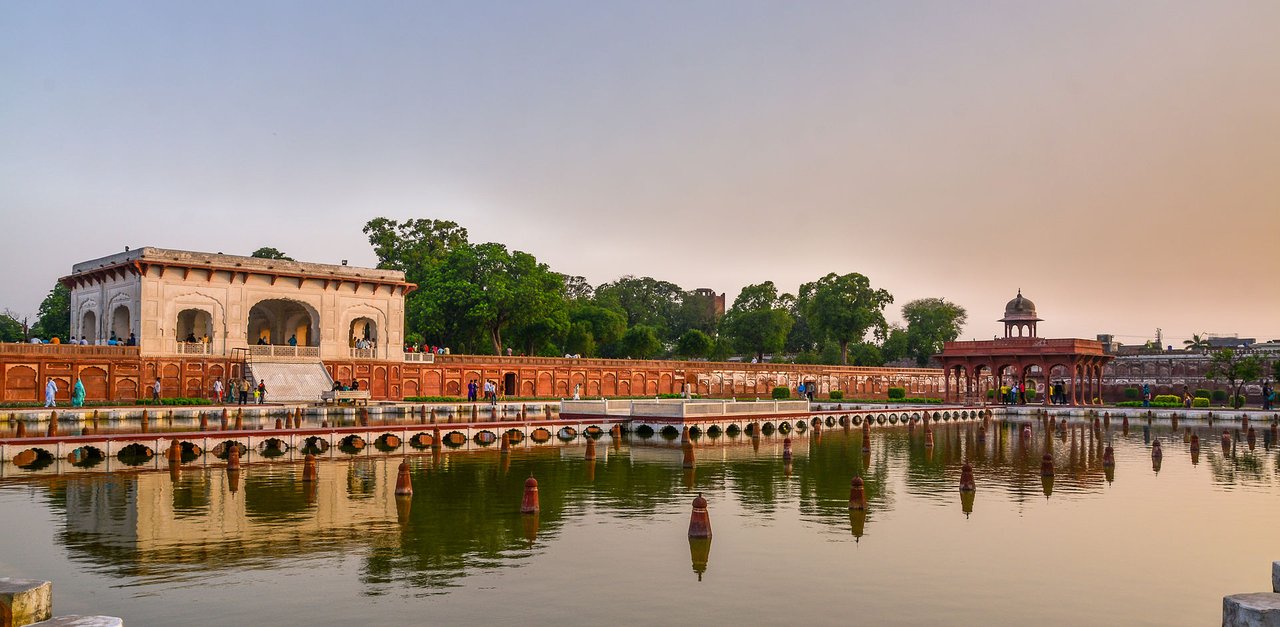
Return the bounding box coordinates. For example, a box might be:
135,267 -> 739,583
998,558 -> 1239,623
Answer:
689,288 -> 726,321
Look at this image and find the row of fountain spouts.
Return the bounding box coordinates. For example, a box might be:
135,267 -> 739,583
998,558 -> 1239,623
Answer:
7,403 -> 568,439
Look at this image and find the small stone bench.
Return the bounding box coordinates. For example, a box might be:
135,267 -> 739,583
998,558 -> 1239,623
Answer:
321,390 -> 370,406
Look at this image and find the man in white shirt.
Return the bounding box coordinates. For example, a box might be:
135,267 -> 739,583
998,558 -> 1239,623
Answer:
44,377 -> 58,407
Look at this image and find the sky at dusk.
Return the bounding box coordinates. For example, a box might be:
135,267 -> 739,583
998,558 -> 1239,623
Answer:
1,1 -> 1276,345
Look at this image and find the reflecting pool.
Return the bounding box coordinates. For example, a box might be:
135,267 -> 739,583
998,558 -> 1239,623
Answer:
2,420 -> 1278,625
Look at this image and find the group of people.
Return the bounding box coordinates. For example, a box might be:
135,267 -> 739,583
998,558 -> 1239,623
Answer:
331,380 -> 361,391
209,377 -> 267,404
26,332 -> 137,346
404,344 -> 448,354
1048,381 -> 1069,405
796,381 -> 816,401
998,382 -> 1028,404
43,377 -> 86,408
466,379 -> 500,405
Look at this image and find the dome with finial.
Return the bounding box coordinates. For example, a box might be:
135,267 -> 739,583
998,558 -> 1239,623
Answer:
1001,289 -> 1040,322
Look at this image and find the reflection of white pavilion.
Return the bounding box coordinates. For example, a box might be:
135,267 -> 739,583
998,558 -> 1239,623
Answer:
63,247 -> 414,361
62,461 -> 402,558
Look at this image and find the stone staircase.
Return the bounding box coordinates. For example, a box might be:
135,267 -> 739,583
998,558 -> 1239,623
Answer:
245,360 -> 333,403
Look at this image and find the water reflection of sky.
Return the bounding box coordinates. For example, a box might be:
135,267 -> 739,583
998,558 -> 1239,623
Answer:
1,421 -> 1278,625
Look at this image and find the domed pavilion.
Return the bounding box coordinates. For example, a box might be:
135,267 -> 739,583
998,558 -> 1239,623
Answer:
935,291 -> 1112,406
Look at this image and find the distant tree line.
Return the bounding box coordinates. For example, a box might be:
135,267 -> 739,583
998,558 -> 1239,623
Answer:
362,217 -> 967,365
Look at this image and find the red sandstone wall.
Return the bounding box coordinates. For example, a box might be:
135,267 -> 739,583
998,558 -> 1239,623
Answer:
0,348 -> 943,405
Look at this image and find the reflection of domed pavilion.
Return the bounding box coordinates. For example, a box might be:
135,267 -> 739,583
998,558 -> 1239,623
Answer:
935,291 -> 1112,406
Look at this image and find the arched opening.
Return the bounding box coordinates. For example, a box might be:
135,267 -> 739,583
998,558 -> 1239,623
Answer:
176,308 -> 213,353
111,305 -> 131,343
248,299 -> 317,348
348,317 -> 377,358
80,310 -> 98,344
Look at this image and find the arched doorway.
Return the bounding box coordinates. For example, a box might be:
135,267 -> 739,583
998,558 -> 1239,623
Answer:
247,300 -> 317,348
176,309 -> 213,354
111,305 -> 131,343
348,317 -> 377,358
80,310 -> 97,344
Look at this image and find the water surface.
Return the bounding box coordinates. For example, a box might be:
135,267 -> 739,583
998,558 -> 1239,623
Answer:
2,420 -> 1277,626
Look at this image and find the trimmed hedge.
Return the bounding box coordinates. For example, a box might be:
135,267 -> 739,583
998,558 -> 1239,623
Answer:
1153,394 -> 1181,404
887,387 -> 906,400
1192,398 -> 1210,408
1211,390 -> 1228,402
1123,387 -> 1140,400
1116,401 -> 1182,408
1232,395 -> 1246,408
1194,389 -> 1212,400
772,386 -> 791,400
827,390 -> 844,400
134,398 -> 213,406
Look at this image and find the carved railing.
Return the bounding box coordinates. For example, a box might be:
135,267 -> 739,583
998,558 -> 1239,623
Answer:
403,353 -> 435,363
0,343 -> 139,356
246,345 -> 320,359
176,342 -> 211,355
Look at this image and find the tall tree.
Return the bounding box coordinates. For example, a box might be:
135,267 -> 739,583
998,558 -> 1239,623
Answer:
422,243 -> 566,354
0,310 -> 26,342
364,217 -> 472,345
568,303 -> 627,357
1206,348 -> 1262,408
798,272 -> 893,365
618,324 -> 662,359
675,329 -> 714,359
32,283 -> 70,340
363,217 -> 469,282
901,298 -> 968,366
562,275 -> 595,302
720,282 -> 793,362
250,247 -> 294,261
594,276 -> 684,339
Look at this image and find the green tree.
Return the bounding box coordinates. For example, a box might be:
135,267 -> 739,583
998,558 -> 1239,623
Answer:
363,218 -> 469,280
568,304 -> 627,357
618,324 -> 662,359
797,272 -> 893,365
507,306 -> 569,356
0,310 -> 26,342
32,283 -> 70,340
720,282 -> 794,362
1206,348 -> 1262,408
249,247 -> 294,261
901,298 -> 968,366
563,321 -> 597,357
675,329 -> 714,359
847,341 -> 885,366
417,243 -> 565,354
594,276 -> 684,340
364,218 -> 472,345
562,275 -> 595,302
881,326 -> 909,363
